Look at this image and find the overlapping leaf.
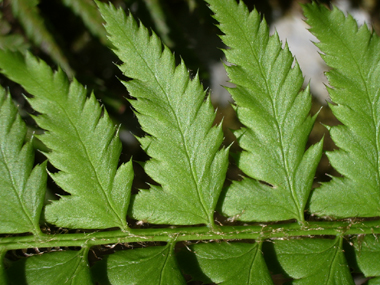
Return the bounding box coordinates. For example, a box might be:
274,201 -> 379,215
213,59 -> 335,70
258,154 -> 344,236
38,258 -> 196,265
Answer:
304,3 -> 380,218
274,237 -> 354,284
353,235 -> 380,278
0,50 -> 133,231
92,242 -> 185,284
98,2 -> 229,226
0,87 -> 46,235
10,0 -> 73,77
7,248 -> 92,284
62,0 -> 109,45
205,0 -> 323,222
178,242 -> 272,284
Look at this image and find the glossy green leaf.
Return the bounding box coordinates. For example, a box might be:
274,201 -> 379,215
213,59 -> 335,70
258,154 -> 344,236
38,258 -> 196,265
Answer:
92,242 -> 185,285
0,50 -> 133,231
274,237 -> 354,284
178,242 -> 272,284
98,2 -> 229,227
353,235 -> 380,277
0,87 -> 46,235
304,3 -> 380,218
7,248 -> 92,284
205,0 -> 323,223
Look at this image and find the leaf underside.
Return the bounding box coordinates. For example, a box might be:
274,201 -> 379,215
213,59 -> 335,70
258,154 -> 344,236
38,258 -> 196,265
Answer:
92,242 -> 185,285
7,248 -> 92,284
274,237 -> 354,284
353,235 -> 380,277
178,242 -> 272,284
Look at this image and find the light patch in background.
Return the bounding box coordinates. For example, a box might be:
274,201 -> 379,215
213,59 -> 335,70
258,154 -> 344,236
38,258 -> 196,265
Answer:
210,0 -> 371,106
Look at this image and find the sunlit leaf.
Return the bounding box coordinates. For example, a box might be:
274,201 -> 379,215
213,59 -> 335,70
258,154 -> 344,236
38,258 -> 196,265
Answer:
206,0 -> 323,223
98,1 -> 229,227
0,50 -> 133,231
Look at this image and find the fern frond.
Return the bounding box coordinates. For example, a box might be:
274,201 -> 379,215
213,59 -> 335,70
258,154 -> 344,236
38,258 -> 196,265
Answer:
205,0 -> 323,222
178,242 -> 272,284
0,87 -> 46,235
274,237 -> 354,284
0,50 -> 133,231
10,0 -> 73,77
7,247 -> 92,284
304,3 -> 380,218
92,242 -> 185,284
62,0 -> 109,45
98,2 -> 229,227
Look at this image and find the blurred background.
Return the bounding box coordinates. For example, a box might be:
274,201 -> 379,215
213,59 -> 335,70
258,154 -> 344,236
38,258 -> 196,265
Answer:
0,0 -> 378,195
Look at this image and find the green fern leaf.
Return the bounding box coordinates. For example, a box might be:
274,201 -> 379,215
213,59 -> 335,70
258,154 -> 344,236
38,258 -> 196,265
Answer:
304,3 -> 380,218
7,248 -> 92,284
10,0 -> 73,77
0,87 -> 46,235
62,0 -> 109,45
274,237 -> 354,284
0,50 -> 133,231
0,247 -> 7,284
0,34 -> 30,52
92,242 -> 185,284
178,242 -> 272,284
205,0 -> 323,223
353,235 -> 380,278
98,2 -> 229,227
369,277 -> 380,285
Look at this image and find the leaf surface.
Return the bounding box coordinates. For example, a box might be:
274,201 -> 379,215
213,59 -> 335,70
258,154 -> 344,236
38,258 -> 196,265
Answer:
178,242 -> 273,284
274,237 -> 354,284
92,242 -> 185,285
0,87 -> 46,235
7,248 -> 92,284
0,34 -> 29,52
206,0 -> 323,222
304,3 -> 380,218
353,235 -> 380,277
0,247 -> 7,284
98,2 -> 229,226
0,50 -> 133,231
369,277 -> 380,285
